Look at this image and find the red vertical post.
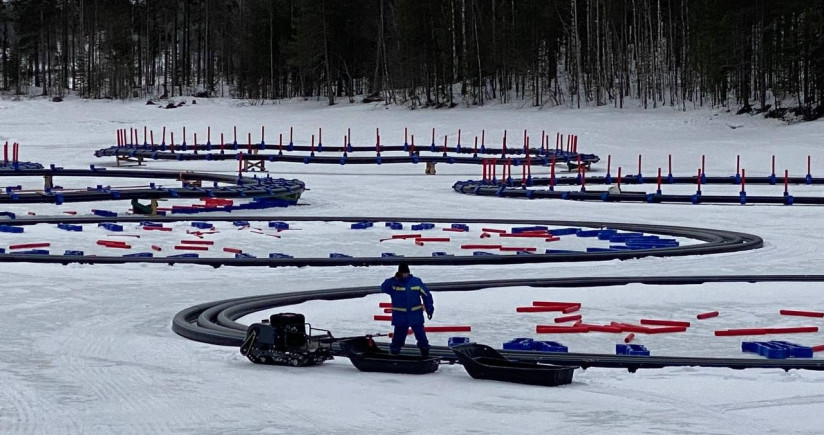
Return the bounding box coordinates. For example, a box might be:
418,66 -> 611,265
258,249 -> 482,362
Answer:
550,155 -> 556,190
162,126 -> 166,145
262,126 -> 266,144
3,141 -> 7,163
207,126 -> 211,145
13,142 -> 19,162
696,169 -> 702,194
443,135 -> 448,156
702,155 -> 706,176
116,130 -> 121,146
431,128 -> 436,147
317,127 -> 321,147
234,126 -> 237,144
170,132 -> 175,152
410,135 -> 415,154
247,133 -> 252,153
310,134 -> 315,156
481,129 -> 485,148
523,129 -> 528,154
457,129 -> 461,147
347,128 -> 351,146
526,145 -> 532,178
784,169 -> 789,195
668,154 -> 672,175
194,133 -> 198,154
376,128 -> 381,155
771,155 -> 776,175
541,130 -> 546,154
657,168 -> 662,193
183,126 -> 186,145
278,134 -> 283,154
573,135 -> 578,153
404,127 -> 408,145
556,132 -> 561,151
289,126 -> 293,145
502,130 -> 507,156
491,158 -> 497,180
808,155 -> 812,175
220,133 -> 225,153
741,168 -> 747,193
143,126 -> 147,144
482,158 -> 487,180
617,167 -> 622,190
521,157 -> 527,185
638,154 -> 642,176
150,130 -> 154,146
580,165 -> 586,191
607,155 -> 611,175
736,155 -> 740,175
474,136 -> 478,156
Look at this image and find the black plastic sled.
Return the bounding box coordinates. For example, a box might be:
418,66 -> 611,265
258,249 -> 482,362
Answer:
451,343 -> 577,386
240,313 -> 334,367
338,336 -> 439,375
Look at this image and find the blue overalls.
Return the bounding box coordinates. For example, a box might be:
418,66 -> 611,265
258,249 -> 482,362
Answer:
380,274 -> 434,354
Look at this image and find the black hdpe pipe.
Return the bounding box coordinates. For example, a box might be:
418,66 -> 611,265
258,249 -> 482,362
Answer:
173,274 -> 824,371
0,216 -> 761,267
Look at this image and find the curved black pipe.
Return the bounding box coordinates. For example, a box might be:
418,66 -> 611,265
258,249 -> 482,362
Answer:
173,274 -> 824,370
0,167 -> 304,204
0,216 -> 761,267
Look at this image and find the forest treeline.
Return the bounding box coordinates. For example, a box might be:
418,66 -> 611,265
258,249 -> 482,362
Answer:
0,0 -> 822,117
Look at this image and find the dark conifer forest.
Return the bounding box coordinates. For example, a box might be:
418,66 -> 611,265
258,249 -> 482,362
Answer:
0,1 -> 821,117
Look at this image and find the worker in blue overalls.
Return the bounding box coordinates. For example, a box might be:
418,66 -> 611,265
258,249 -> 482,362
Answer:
381,263 -> 434,357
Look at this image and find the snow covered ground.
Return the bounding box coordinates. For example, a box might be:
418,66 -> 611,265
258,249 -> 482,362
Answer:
2,96 -> 824,434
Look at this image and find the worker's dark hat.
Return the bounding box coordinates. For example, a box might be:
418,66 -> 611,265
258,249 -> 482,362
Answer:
397,263 -> 410,274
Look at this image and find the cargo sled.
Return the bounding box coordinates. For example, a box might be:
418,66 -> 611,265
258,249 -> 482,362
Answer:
240,313 -> 334,366
451,343 -> 577,386
338,336 -> 439,375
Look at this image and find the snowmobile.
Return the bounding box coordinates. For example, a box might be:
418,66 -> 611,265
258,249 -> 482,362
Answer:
239,312 -> 334,367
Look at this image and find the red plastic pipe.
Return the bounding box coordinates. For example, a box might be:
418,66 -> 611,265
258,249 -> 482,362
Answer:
9,242 -> 51,250
223,247 -> 243,254
414,237 -> 450,243
640,319 -> 691,327
714,328 -> 769,336
373,315 -> 392,321
624,333 -> 635,343
554,314 -> 582,323
516,306 -> 565,313
461,244 -> 503,250
174,245 -> 209,251
779,309 -> 824,318
561,304 -> 581,314
696,311 -> 719,320
180,240 -> 215,245
533,301 -> 579,307
378,302 -> 392,308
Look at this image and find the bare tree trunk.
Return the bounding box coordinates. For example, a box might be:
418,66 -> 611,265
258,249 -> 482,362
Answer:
450,0 -> 457,106
372,0 -> 383,96
473,0 -> 484,105
461,0 -> 468,105
321,0 -> 334,105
